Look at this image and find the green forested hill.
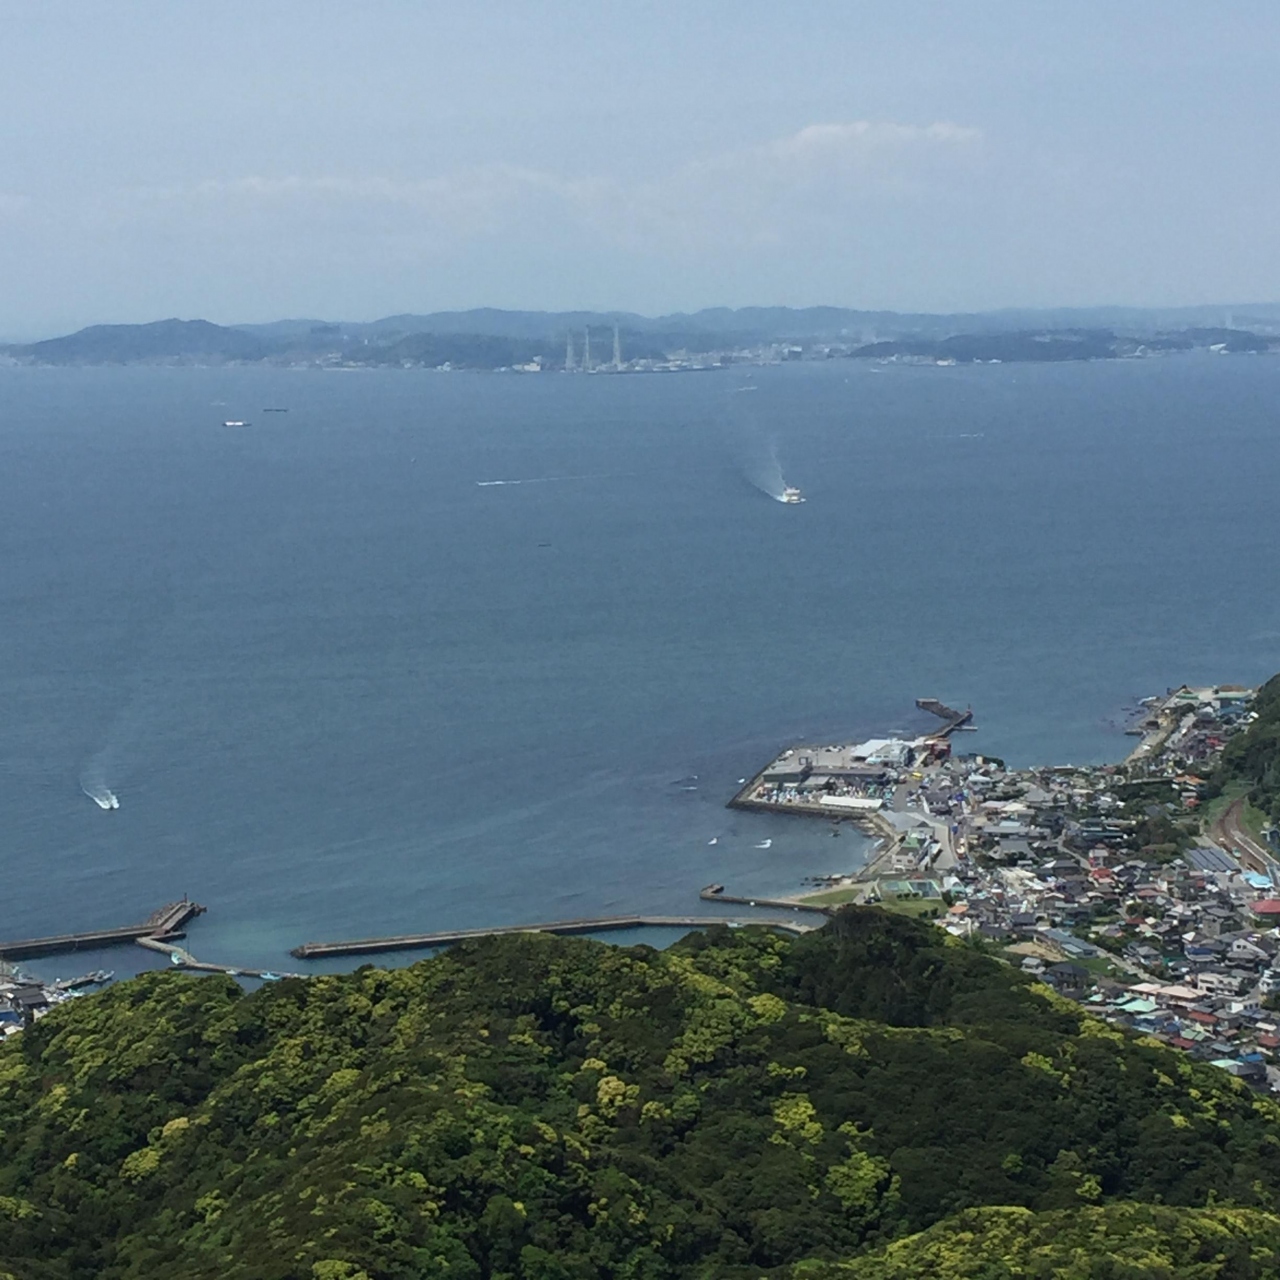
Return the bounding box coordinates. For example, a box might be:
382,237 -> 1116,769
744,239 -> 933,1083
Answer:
4,911 -> 1280,1278
796,1204 -> 1280,1279
1212,673 -> 1280,823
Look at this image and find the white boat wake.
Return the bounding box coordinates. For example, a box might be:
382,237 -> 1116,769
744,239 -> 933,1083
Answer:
743,442 -> 789,502
755,839 -> 772,849
80,776 -> 119,810
476,474 -> 616,487
738,428 -> 804,502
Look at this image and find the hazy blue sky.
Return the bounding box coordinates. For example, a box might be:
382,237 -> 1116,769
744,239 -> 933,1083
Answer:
3,2 -> 1280,334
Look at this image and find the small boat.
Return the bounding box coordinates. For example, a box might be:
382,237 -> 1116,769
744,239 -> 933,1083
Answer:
55,969 -> 114,990
83,785 -> 119,810
222,420 -> 249,428
781,486 -> 805,504
259,972 -> 280,982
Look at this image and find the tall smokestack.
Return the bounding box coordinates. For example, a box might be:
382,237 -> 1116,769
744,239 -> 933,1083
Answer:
612,323 -> 622,369
564,332 -> 576,372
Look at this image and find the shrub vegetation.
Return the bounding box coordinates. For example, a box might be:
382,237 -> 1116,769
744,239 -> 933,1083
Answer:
3,909 -> 1280,1276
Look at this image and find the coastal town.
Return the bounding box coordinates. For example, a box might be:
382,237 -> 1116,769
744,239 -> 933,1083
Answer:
8,683 -> 1280,1093
731,684 -> 1280,1087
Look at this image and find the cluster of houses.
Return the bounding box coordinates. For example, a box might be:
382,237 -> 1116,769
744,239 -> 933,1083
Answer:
0,962 -> 115,1036
0,969 -> 53,1037
918,684 -> 1280,1086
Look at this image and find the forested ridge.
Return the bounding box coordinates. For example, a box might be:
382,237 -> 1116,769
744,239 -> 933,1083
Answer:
4,910 -> 1280,1278
1211,672 -> 1280,822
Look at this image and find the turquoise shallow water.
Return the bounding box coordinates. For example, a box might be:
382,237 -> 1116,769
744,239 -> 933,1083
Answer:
1,356 -> 1278,976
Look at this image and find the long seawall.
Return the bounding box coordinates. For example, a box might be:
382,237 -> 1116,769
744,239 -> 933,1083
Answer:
0,900 -> 205,961
291,914 -> 817,959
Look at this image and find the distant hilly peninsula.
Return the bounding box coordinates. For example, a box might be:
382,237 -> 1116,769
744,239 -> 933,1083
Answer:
4,305 -> 1280,370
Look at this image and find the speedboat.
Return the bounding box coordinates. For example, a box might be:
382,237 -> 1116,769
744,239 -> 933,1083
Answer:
222,420 -> 248,428
781,486 -> 805,504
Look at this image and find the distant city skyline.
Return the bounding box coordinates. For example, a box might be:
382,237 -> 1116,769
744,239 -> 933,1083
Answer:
4,2 -> 1280,337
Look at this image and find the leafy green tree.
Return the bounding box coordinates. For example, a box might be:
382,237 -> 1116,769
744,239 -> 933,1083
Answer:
3,911 -> 1280,1276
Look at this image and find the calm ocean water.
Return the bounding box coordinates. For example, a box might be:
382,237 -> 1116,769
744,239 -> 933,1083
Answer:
1,356 -> 1278,976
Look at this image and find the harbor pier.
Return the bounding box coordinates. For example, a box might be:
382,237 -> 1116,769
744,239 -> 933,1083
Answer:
291,913 -> 817,960
133,935 -> 303,981
0,899 -> 206,961
915,698 -> 974,735
727,698 -> 975,834
698,884 -> 832,914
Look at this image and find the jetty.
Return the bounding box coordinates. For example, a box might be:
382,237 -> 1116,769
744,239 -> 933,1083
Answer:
916,698 -> 974,735
0,899 -> 205,961
134,935 -> 303,982
698,884 -> 831,914
291,914 -> 817,960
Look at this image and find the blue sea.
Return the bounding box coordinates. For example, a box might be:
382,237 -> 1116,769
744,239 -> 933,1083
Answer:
1,355 -> 1278,977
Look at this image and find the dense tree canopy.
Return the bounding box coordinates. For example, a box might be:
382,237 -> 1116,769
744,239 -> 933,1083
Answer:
1211,673 -> 1280,822
4,910 -> 1280,1277
795,1204 -> 1280,1279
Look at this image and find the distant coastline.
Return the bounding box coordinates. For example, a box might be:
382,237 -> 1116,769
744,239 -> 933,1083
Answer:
4,304 -> 1280,372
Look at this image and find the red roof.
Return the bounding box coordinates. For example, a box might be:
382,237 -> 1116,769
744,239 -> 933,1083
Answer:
1253,899 -> 1280,915
1188,1011 -> 1219,1025
1258,1034 -> 1280,1049
1168,1036 -> 1196,1050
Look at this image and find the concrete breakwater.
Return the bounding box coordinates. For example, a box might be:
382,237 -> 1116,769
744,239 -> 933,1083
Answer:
0,899 -> 205,961
3,903 -> 821,987
698,884 -> 832,914
291,914 -> 818,959
133,935 -> 304,982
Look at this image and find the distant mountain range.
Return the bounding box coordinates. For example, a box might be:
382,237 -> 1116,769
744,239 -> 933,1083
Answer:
4,305 -> 1280,369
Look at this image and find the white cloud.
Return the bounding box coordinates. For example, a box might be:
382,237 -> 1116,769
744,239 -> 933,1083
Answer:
79,120 -> 983,254
94,166 -> 565,237
586,120 -> 984,250
767,121 -> 981,158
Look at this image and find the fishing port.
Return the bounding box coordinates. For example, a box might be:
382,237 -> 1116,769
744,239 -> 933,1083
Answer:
0,899 -> 206,960
728,696 -> 972,826
10,683 -> 1280,1091
0,900 -> 302,1030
